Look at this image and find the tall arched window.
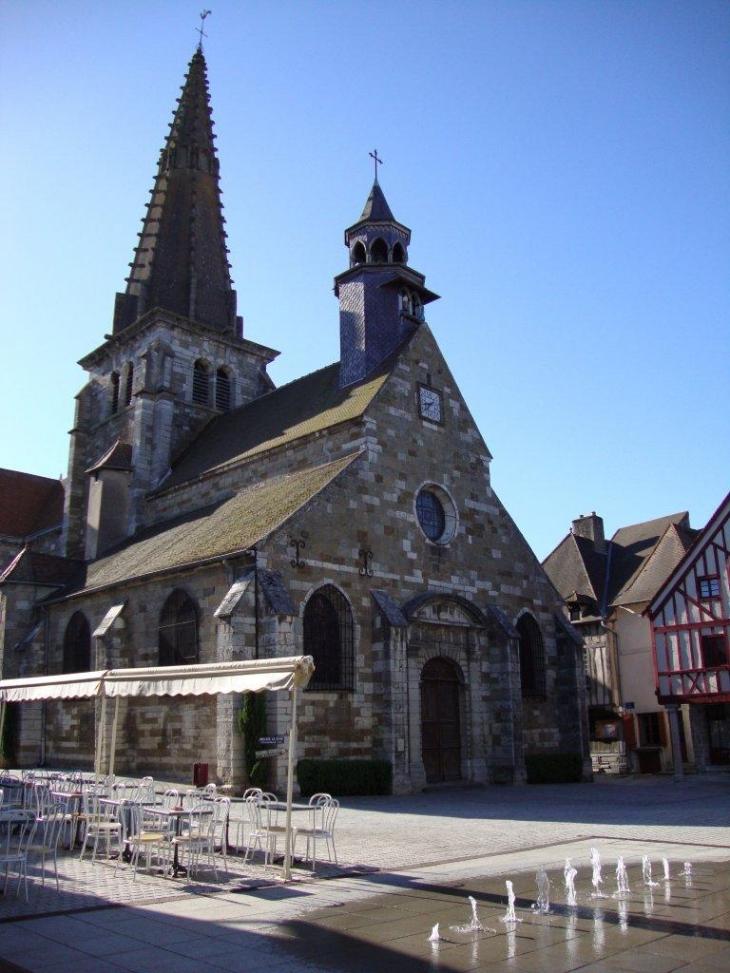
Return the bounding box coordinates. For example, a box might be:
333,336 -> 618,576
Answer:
192,360 -> 210,405
392,242 -> 405,263
124,362 -> 135,407
110,372 -> 120,415
351,241 -> 366,266
158,589 -> 199,666
303,585 -> 354,691
517,614 -> 547,698
63,611 -> 91,673
215,368 -> 231,411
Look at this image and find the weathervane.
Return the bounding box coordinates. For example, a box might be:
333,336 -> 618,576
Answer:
196,10 -> 212,50
369,149 -> 383,184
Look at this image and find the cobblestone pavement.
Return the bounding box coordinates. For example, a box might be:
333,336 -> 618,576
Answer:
0,773 -> 728,971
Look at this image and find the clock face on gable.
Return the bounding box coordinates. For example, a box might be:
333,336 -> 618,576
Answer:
418,385 -> 443,423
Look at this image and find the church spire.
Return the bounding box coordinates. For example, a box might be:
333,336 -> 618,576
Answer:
112,47 -> 240,335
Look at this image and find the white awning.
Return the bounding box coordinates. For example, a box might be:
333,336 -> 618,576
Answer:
103,657 -> 315,697
0,669 -> 107,702
0,656 -> 314,702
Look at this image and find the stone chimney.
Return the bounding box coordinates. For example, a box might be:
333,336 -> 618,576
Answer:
572,512 -> 606,552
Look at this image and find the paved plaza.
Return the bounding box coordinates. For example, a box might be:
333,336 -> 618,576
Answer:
0,773 -> 728,972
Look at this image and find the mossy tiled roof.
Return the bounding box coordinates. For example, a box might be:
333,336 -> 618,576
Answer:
70,452 -> 361,596
161,360 -> 391,491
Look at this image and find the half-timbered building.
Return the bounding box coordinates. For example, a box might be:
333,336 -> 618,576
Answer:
648,491 -> 730,770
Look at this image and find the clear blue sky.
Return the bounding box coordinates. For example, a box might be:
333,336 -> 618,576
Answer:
1,1 -> 728,561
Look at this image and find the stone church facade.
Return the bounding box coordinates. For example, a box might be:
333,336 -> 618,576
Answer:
0,47 -> 589,794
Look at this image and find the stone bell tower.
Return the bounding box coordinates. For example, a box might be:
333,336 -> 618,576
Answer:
63,46 -> 278,560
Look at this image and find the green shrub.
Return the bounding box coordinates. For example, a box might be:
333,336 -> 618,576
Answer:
525,751 -> 583,784
238,693 -> 268,789
297,758 -> 393,797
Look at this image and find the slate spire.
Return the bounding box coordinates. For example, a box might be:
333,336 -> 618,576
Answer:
112,47 -> 240,335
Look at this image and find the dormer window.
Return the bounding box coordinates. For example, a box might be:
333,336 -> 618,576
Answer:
351,242 -> 366,266
371,238 -> 388,263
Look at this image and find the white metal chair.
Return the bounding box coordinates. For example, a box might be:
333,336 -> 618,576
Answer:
0,809 -> 36,901
27,802 -> 66,890
121,803 -> 174,880
293,795 -> 339,871
79,792 -> 124,862
243,793 -> 287,869
172,803 -> 218,880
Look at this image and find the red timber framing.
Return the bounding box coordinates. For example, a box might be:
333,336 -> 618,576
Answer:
648,491 -> 730,704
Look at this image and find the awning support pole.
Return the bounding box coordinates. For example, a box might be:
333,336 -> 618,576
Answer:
96,696 -> 107,779
283,687 -> 298,881
0,702 -> 6,762
109,696 -> 120,777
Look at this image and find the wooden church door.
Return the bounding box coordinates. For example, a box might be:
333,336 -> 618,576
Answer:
421,657 -> 462,783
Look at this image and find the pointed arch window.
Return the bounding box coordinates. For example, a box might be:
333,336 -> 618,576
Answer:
392,242 -> 405,263
351,242 -> 366,266
110,372 -> 121,415
193,360 -> 211,405
63,611 -> 91,674
303,585 -> 354,691
371,238 -> 388,263
158,589 -> 199,667
517,614 -> 547,698
124,362 -> 134,407
215,368 -> 232,412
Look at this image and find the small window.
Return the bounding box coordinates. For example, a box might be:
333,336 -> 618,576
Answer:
351,242 -> 366,266
158,589 -> 199,666
215,368 -> 231,411
192,360 -> 210,405
699,576 -> 720,599
702,634 -> 727,668
63,611 -> 91,673
416,485 -> 457,545
517,614 -> 547,698
392,242 -> 405,263
303,586 -> 354,691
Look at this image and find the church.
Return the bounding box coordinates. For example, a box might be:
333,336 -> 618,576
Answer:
0,46 -> 589,794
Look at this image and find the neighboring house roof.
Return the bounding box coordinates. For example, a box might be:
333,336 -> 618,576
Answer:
613,522 -> 697,607
61,451 -> 362,597
0,468 -> 64,538
609,512 -> 691,605
542,532 -> 607,608
158,356 -> 393,492
543,510 -> 697,617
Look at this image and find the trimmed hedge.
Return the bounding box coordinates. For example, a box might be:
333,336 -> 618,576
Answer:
525,751 -> 583,784
297,758 -> 393,797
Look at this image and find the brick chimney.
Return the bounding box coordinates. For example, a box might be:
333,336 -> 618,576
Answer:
572,512 -> 606,552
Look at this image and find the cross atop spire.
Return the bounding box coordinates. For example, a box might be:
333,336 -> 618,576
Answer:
196,9 -> 211,51
369,149 -> 383,184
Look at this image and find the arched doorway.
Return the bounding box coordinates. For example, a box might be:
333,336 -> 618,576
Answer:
421,657 -> 462,783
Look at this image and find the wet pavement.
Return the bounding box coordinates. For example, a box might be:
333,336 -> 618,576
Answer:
0,773 -> 728,972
